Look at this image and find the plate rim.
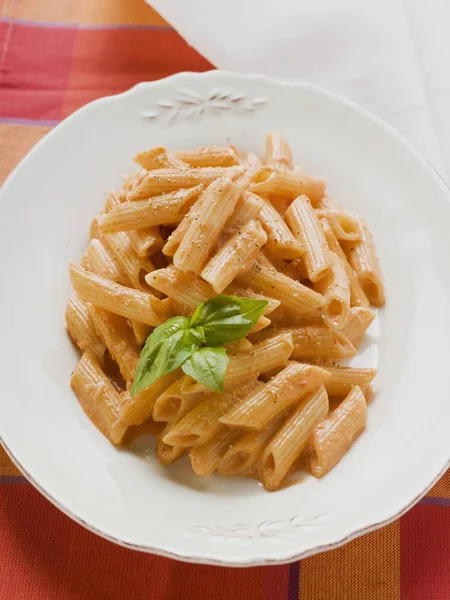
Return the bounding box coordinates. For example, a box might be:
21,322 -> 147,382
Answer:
1,69 -> 449,567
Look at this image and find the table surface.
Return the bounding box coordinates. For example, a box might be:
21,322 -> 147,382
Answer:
0,1 -> 449,598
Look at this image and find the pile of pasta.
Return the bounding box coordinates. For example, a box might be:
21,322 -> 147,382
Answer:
66,132 -> 385,491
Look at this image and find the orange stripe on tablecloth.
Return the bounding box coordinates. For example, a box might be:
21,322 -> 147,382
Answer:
1,0 -> 80,23
0,445 -> 22,477
80,0 -> 169,26
0,124 -> 52,185
300,521 -> 400,600
427,468 -> 450,498
61,28 -> 213,117
1,0 -> 169,26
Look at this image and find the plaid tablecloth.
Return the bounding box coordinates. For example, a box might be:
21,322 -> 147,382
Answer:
1,1 -> 449,598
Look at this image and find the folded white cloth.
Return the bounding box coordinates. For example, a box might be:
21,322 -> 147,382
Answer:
149,0 -> 450,177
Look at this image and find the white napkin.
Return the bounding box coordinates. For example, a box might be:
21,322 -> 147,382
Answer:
148,0 -> 450,178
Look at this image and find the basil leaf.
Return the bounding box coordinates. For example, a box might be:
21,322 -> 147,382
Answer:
191,326 -> 206,345
132,316 -> 200,395
181,347 -> 229,393
190,295 -> 268,346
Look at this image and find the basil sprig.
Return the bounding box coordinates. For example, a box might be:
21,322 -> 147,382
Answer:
131,295 -> 267,395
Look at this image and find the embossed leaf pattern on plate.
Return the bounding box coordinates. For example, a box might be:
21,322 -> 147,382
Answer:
186,514 -> 332,543
142,88 -> 267,123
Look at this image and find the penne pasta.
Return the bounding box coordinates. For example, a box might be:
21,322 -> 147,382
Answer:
248,315 -> 271,334
257,196 -> 305,259
133,147 -> 187,171
155,388 -> 205,466
71,351 -> 127,445
99,186 -> 203,233
245,152 -> 263,174
190,426 -> 240,476
88,305 -> 140,384
237,253 -> 324,315
341,306 -> 376,348
285,195 -> 332,282
265,305 -> 323,330
284,325 -> 356,359
173,170 -> 248,274
180,332 -> 294,395
163,379 -> 261,448
224,283 -> 280,314
152,377 -> 204,423
260,385 -> 329,490
156,440 -> 187,466
104,190 -> 121,212
67,135 -> 385,489
314,252 -> 351,329
100,231 -> 155,292
225,338 -> 253,354
220,191 -> 264,242
130,321 -> 152,346
89,215 -> 102,239
65,294 -> 106,362
324,367 -> 376,397
129,167 -> 236,200
69,263 -> 168,326
270,196 -> 293,217
342,217 -> 385,306
176,145 -> 239,168
163,180 -> 255,258
119,370 -> 181,427
218,415 -> 284,476
82,238 -> 127,285
120,169 -> 147,202
146,264 -> 215,314
250,167 -> 325,204
310,386 -> 367,477
320,218 -> 370,307
271,258 -> 305,281
265,131 -> 293,169
201,220 -> 268,293
225,332 -> 294,387
220,362 -> 331,430
128,227 -> 164,257
315,208 -> 361,241
314,195 -> 339,210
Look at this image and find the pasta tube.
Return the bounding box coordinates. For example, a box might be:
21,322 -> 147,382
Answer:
342,217 -> 385,306
69,263 -> 168,326
220,362 -> 331,430
65,294 -> 106,362
285,195 -> 332,281
265,131 -> 293,169
99,186 -> 203,233
260,385 -> 329,490
310,386 -> 367,477
201,220 -> 268,293
71,351 -> 127,445
250,167 -> 325,204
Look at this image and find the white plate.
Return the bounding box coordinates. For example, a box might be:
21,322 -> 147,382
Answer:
1,71 -> 449,567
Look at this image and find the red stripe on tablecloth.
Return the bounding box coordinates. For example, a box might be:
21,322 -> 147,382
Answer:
265,563 -> 289,600
0,22 -> 213,121
0,484 -> 282,600
0,22 -> 76,120
62,27 -> 212,116
400,504 -> 450,600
